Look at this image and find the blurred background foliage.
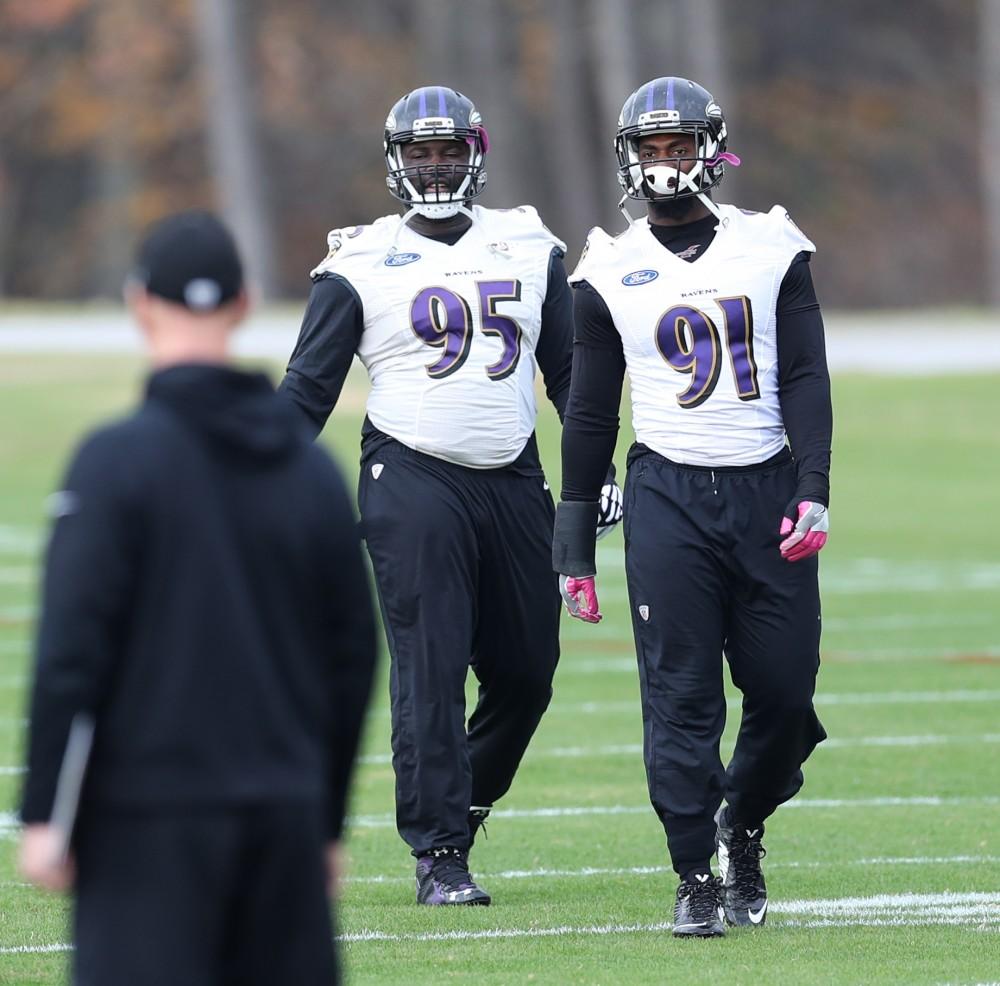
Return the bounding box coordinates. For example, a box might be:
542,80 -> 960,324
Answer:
0,0 -> 989,307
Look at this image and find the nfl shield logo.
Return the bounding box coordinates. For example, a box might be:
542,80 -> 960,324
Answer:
639,605 -> 650,622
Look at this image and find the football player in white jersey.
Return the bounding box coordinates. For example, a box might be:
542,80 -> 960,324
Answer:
279,86 -> 621,906
553,77 -> 832,937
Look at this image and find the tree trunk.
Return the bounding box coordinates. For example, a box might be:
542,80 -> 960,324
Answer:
980,0 -> 1000,306
193,0 -> 276,297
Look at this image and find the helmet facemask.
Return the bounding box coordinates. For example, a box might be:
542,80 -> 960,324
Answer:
385,123 -> 489,219
615,114 -> 736,203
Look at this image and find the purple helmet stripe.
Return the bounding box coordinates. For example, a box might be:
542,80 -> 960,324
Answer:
666,78 -> 675,110
437,87 -> 446,115
418,88 -> 427,117
645,83 -> 655,111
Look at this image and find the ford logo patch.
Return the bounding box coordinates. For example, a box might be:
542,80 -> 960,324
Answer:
622,269 -> 659,286
385,252 -> 421,267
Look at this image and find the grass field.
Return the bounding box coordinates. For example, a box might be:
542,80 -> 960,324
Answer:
0,354 -> 998,985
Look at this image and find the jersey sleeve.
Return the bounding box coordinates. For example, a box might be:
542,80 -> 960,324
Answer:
489,204 -> 567,256
768,205 -> 816,258
567,227 -> 615,287
309,216 -> 397,280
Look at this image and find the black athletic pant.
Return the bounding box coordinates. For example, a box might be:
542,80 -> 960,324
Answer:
358,438 -> 560,856
73,803 -> 336,986
622,446 -> 826,875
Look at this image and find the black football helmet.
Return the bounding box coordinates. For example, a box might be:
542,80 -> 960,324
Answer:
384,86 -> 489,218
615,77 -> 738,202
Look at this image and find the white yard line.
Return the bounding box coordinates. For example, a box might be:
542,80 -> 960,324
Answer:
348,796 -> 1000,829
26,793 -> 988,834
0,607 -> 34,622
357,733 -> 1000,766
516,690 -> 1000,715
559,646 -> 1000,672
0,568 -> 34,586
343,855 -> 1000,887
2,891 -> 997,953
0,527 -> 42,557
0,943 -> 73,955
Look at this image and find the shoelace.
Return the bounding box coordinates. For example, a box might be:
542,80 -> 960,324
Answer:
730,832 -> 767,897
678,877 -> 722,921
430,849 -> 475,891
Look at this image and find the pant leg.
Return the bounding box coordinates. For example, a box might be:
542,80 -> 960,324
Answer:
225,803 -> 337,986
467,470 -> 560,810
721,459 -> 827,824
73,807 -> 239,986
624,453 -> 730,875
358,444 -> 479,853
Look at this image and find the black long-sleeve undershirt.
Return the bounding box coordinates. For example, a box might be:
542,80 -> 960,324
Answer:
561,237 -> 832,506
278,237 -> 574,441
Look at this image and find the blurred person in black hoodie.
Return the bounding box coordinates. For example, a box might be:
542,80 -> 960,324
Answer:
18,210 -> 377,986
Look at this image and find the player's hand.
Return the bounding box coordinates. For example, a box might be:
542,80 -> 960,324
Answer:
596,482 -> 623,540
779,500 -> 829,562
559,575 -> 602,623
18,824 -> 75,892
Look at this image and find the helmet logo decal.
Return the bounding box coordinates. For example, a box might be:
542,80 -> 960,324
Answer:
622,269 -> 659,286
706,101 -> 723,119
385,252 -> 421,267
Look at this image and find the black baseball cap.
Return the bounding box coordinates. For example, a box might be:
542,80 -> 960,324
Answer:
131,210 -> 244,311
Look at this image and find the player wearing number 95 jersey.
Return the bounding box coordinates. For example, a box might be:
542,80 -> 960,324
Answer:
279,86 -> 620,907
552,77 -> 832,937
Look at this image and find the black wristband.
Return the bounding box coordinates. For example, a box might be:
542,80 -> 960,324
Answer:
553,500 -> 599,577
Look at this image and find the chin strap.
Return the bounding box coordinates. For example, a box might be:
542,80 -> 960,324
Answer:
696,193 -> 723,221
618,194 -> 636,228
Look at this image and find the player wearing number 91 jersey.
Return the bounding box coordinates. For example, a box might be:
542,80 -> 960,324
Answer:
279,86 -> 621,908
552,77 -> 832,938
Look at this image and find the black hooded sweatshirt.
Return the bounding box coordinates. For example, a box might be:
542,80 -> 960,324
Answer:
21,364 -> 377,840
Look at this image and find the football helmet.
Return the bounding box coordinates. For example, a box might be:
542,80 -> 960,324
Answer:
384,86 -> 489,219
615,77 -> 739,203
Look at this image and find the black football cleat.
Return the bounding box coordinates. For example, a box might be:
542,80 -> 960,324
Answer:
715,808 -> 768,926
672,874 -> 726,938
415,847 -> 491,906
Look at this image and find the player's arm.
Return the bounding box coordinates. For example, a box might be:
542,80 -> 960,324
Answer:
533,249 -> 574,421
553,281 -> 627,621
20,434 -> 138,887
277,274 -> 364,441
536,261 -> 623,536
776,253 -> 833,561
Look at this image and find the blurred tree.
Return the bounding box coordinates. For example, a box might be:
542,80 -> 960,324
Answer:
980,0 -> 1000,307
0,0 -> 985,308
194,0 -> 276,297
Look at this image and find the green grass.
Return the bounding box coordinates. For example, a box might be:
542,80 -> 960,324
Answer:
1,356 -> 999,984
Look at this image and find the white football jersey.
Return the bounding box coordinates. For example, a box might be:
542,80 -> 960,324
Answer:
570,204 -> 815,467
311,205 -> 564,469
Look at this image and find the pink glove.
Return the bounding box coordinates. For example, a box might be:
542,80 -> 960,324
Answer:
779,501 -> 829,562
559,575 -> 602,623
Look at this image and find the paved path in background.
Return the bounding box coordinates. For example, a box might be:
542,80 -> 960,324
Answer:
1,309 -> 998,373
